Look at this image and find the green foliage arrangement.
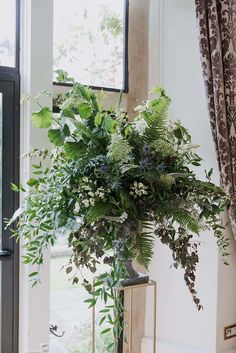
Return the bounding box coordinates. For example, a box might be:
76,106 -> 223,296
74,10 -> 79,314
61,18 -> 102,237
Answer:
8,83 -> 229,349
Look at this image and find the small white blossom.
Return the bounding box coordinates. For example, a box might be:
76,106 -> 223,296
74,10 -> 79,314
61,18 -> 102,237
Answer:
133,118 -> 148,136
83,185 -> 91,191
130,181 -> 148,198
88,191 -> 95,197
83,199 -> 90,207
119,212 -> 128,223
74,201 -> 80,213
95,187 -> 106,200
89,198 -> 95,206
178,143 -> 200,153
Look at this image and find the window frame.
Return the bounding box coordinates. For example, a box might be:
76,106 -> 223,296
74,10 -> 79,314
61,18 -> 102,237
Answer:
0,0 -> 20,351
53,0 -> 129,93
0,75 -> 20,353
0,0 -> 20,72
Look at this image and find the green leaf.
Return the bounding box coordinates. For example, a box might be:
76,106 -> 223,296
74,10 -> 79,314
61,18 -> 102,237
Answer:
62,124 -> 70,137
66,266 -> 73,274
27,178 -> 39,187
61,108 -> 75,119
32,163 -> 41,169
10,183 -> 20,192
77,102 -> 92,119
103,114 -> 116,132
31,107 -> 52,128
99,309 -> 110,313
95,113 -> 103,126
29,271 -> 38,277
55,69 -> 74,83
48,129 -> 63,146
99,316 -> 106,326
101,328 -> 111,335
84,298 -> 95,303
107,343 -> 115,350
48,124 -> 70,147
64,141 -> 86,159
94,280 -> 104,287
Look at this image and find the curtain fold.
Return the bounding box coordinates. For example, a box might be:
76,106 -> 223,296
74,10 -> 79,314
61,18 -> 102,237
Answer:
195,0 -> 236,236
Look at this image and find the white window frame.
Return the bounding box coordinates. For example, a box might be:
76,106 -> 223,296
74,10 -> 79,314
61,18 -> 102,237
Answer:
20,0 -> 53,351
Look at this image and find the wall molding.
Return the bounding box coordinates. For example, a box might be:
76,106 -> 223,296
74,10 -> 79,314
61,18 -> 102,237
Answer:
142,337 -> 236,353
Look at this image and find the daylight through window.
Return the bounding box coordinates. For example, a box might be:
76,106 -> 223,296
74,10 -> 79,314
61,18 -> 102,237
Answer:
53,0 -> 128,90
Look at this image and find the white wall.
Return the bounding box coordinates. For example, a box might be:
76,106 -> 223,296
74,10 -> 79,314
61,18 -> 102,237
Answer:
147,1 -> 236,353
217,223 -> 236,353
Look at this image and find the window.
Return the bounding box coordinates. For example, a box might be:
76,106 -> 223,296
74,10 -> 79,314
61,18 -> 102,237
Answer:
53,0 -> 128,91
50,237 -> 113,353
0,74 -> 20,353
0,0 -> 17,68
0,1 -> 20,352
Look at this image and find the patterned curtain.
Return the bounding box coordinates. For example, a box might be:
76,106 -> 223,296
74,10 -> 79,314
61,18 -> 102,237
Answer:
195,0 -> 236,236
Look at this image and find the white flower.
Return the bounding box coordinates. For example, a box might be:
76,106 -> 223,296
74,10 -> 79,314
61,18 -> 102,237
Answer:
74,202 -> 80,213
89,198 -> 95,206
88,191 -> 95,197
130,181 -> 148,198
107,133 -> 132,164
83,185 -> 91,191
95,187 -> 106,200
133,118 -> 148,136
178,143 -> 200,153
83,199 -> 90,207
119,212 -> 128,223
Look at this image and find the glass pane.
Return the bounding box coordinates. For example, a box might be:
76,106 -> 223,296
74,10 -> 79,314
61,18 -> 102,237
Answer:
53,0 -> 126,89
50,234 -> 112,353
0,0 -> 16,67
50,243 -> 92,353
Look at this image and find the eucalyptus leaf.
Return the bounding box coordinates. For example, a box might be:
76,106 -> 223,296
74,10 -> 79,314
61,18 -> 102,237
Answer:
64,141 -> 87,159
77,102 -> 92,119
31,107 -> 52,128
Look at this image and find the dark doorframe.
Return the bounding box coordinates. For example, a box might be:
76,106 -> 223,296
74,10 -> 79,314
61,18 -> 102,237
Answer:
0,0 -> 20,352
0,76 -> 20,353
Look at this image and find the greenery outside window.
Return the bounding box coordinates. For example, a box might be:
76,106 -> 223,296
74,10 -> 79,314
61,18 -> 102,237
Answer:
53,0 -> 128,92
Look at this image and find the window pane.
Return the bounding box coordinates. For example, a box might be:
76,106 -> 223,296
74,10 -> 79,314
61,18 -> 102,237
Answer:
53,0 -> 126,89
0,0 -> 16,67
50,245 -> 92,353
50,235 -> 113,352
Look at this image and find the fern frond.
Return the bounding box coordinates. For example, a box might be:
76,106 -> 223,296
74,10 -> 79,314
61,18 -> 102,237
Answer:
159,207 -> 200,234
174,211 -> 200,233
86,202 -> 112,224
143,92 -> 171,141
132,227 -> 155,269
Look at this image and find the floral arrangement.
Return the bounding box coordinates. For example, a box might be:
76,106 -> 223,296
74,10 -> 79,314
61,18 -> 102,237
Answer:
8,84 -> 229,348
